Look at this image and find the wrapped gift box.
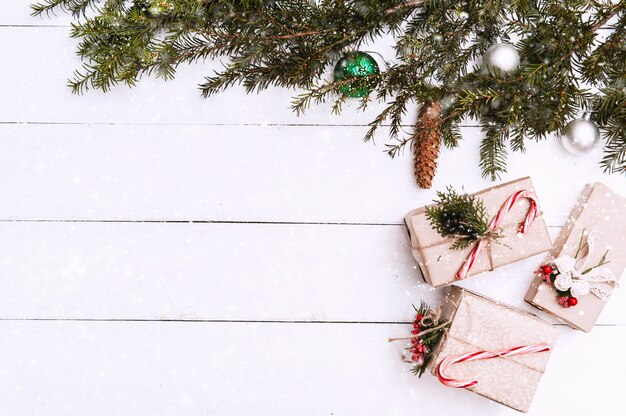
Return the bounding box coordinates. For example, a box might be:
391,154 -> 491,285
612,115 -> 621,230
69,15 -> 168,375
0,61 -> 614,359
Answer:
404,177 -> 552,287
525,182 -> 626,332
427,287 -> 558,413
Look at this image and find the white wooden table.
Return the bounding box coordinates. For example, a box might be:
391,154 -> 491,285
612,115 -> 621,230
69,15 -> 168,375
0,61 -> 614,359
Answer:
1,4 -> 625,415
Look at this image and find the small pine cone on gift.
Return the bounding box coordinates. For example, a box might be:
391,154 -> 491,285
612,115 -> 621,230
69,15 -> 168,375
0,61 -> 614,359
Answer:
412,100 -> 443,189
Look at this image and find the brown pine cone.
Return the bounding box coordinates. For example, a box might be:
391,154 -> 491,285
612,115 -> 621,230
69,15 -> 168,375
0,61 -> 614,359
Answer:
413,100 -> 442,189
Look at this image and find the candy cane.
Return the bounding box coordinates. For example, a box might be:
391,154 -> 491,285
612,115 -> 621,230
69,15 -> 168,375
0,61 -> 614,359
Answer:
455,189 -> 539,280
436,343 -> 551,388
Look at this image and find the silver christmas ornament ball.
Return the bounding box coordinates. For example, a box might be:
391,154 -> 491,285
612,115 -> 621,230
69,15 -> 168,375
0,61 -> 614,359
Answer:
560,119 -> 601,154
483,43 -> 520,76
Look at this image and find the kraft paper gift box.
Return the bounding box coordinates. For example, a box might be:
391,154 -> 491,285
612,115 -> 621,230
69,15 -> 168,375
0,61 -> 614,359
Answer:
427,287 -> 558,413
525,182 -> 626,332
404,177 -> 552,287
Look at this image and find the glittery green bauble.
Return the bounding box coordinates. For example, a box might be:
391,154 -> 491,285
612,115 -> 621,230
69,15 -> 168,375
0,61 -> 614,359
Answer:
333,51 -> 380,98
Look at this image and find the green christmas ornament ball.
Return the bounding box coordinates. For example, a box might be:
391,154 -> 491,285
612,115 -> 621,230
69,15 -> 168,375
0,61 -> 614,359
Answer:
333,51 -> 380,98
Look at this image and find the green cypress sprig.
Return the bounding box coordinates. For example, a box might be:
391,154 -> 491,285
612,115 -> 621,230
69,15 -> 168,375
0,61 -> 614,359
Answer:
425,187 -> 490,250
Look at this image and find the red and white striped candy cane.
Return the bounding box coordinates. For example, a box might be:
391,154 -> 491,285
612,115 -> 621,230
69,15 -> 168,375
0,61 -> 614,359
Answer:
436,343 -> 551,388
455,189 -> 539,280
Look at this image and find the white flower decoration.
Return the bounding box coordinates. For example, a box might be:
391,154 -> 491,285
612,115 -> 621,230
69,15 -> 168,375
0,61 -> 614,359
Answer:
554,255 -> 576,274
554,273 -> 574,291
571,280 -> 590,297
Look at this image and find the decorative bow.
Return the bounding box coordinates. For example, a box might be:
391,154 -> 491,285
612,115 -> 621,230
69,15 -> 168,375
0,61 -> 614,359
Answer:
552,230 -> 617,301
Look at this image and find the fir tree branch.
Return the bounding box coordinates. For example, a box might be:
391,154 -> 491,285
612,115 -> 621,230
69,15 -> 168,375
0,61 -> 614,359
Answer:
31,0 -> 626,178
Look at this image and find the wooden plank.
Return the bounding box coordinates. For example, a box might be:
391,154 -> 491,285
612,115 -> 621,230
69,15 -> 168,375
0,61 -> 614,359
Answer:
0,320 -> 623,415
0,124 -> 622,224
0,221 -> 624,325
0,23 -> 613,125
0,26 -> 404,125
0,4 -> 72,26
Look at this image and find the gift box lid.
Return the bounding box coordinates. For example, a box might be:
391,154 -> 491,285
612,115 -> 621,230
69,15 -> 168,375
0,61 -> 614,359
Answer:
429,287 -> 558,412
405,177 -> 552,287
433,287 -> 558,372
405,177 -> 542,247
525,182 -> 626,332
552,182 -> 625,277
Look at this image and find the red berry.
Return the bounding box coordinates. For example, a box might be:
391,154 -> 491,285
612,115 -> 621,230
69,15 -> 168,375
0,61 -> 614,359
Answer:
411,354 -> 419,361
413,323 -> 420,329
557,296 -> 571,308
416,313 -> 424,321
411,339 -> 418,345
568,297 -> 578,306
541,265 -> 553,275
411,329 -> 419,335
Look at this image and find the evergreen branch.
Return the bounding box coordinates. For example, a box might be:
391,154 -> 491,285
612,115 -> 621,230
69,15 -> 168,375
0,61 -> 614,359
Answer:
31,0 -> 101,17
441,119 -> 462,149
385,0 -> 424,16
479,126 -> 508,181
32,0 -> 626,180
425,186 -> 490,250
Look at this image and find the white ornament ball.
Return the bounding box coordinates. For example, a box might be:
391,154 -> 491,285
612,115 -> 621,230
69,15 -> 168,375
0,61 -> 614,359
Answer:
560,119 -> 601,154
483,43 -> 520,76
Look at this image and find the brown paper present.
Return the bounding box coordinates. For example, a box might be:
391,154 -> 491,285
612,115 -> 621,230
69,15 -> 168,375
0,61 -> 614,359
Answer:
525,182 -> 626,332
404,177 -> 552,287
427,287 -> 558,413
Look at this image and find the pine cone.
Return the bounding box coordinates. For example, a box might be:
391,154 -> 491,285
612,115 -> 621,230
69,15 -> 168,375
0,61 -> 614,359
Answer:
413,100 -> 442,189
